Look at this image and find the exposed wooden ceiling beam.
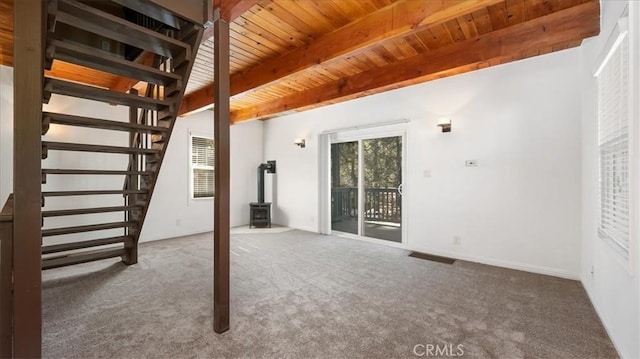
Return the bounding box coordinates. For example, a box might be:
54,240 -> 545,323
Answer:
230,0 -> 600,123
179,0 -> 506,116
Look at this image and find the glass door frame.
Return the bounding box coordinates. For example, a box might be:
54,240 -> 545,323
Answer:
326,125 -> 408,248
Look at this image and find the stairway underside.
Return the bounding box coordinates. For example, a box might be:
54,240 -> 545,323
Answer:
40,0 -> 204,270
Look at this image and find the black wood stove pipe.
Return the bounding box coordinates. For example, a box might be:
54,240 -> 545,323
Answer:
257,161 -> 276,203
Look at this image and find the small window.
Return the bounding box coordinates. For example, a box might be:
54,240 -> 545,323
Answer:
191,136 -> 214,198
596,17 -> 630,258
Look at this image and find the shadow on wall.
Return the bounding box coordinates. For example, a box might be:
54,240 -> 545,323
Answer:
415,69 -> 502,119
269,172 -> 289,226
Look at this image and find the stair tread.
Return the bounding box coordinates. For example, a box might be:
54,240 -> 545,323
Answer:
42,221 -> 137,237
109,0 -> 181,30
44,78 -> 172,110
43,169 -> 153,175
43,141 -> 160,155
43,205 -> 142,217
48,40 -> 181,87
43,190 -> 147,197
44,112 -> 169,133
42,248 -> 126,270
42,236 -> 132,254
56,0 -> 190,60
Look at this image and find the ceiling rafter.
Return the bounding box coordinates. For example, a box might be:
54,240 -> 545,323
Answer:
178,0 -> 507,116
230,0 -> 600,123
0,0 -> 601,122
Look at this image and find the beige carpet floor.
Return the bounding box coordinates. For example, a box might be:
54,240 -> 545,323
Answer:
42,230 -> 617,358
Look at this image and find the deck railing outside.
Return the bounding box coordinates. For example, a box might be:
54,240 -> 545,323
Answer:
331,187 -> 401,223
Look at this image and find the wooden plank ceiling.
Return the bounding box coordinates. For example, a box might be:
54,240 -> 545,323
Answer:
0,0 -> 600,123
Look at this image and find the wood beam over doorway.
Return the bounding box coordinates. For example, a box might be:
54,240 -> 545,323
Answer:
13,0 -> 44,356
212,7 -> 231,334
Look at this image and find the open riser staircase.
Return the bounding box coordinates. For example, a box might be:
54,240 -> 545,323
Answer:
39,0 -> 203,270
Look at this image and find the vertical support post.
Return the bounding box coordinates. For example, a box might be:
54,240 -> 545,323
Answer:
213,7 -> 230,334
1,196 -> 15,358
13,0 -> 44,356
125,89 -> 139,266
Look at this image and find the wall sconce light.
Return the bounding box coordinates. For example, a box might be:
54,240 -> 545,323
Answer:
294,138 -> 306,148
437,117 -> 452,133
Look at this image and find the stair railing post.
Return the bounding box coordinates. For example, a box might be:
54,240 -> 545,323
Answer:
13,0 -> 44,355
1,195 -> 15,358
125,89 -> 139,265
212,6 -> 231,334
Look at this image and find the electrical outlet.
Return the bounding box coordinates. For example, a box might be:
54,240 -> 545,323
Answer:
453,235 -> 461,245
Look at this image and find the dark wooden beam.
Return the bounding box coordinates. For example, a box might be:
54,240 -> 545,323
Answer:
13,0 -> 44,356
231,0 -> 600,122
213,8 -> 231,334
1,196 -> 14,358
179,0 -> 504,116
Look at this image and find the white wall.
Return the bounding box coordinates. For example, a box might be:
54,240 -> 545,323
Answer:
141,112 -> 263,241
0,65 -> 263,246
262,49 -> 584,279
580,1 -> 640,358
230,120 -> 264,227
32,84 -> 131,247
0,66 -> 12,205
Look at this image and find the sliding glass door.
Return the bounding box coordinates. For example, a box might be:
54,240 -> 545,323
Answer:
330,135 -> 404,243
362,137 -> 402,242
331,141 -> 359,235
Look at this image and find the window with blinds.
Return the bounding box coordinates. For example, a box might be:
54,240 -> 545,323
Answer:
191,136 -> 214,198
596,20 -> 630,258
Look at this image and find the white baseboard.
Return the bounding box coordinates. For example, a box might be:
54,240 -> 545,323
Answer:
306,227 -> 580,280
273,223 -> 317,233
407,245 -> 581,280
581,279 -> 626,359
139,229 -> 212,243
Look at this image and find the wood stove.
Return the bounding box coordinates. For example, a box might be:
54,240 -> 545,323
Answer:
249,202 -> 271,228
250,161 -> 276,228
